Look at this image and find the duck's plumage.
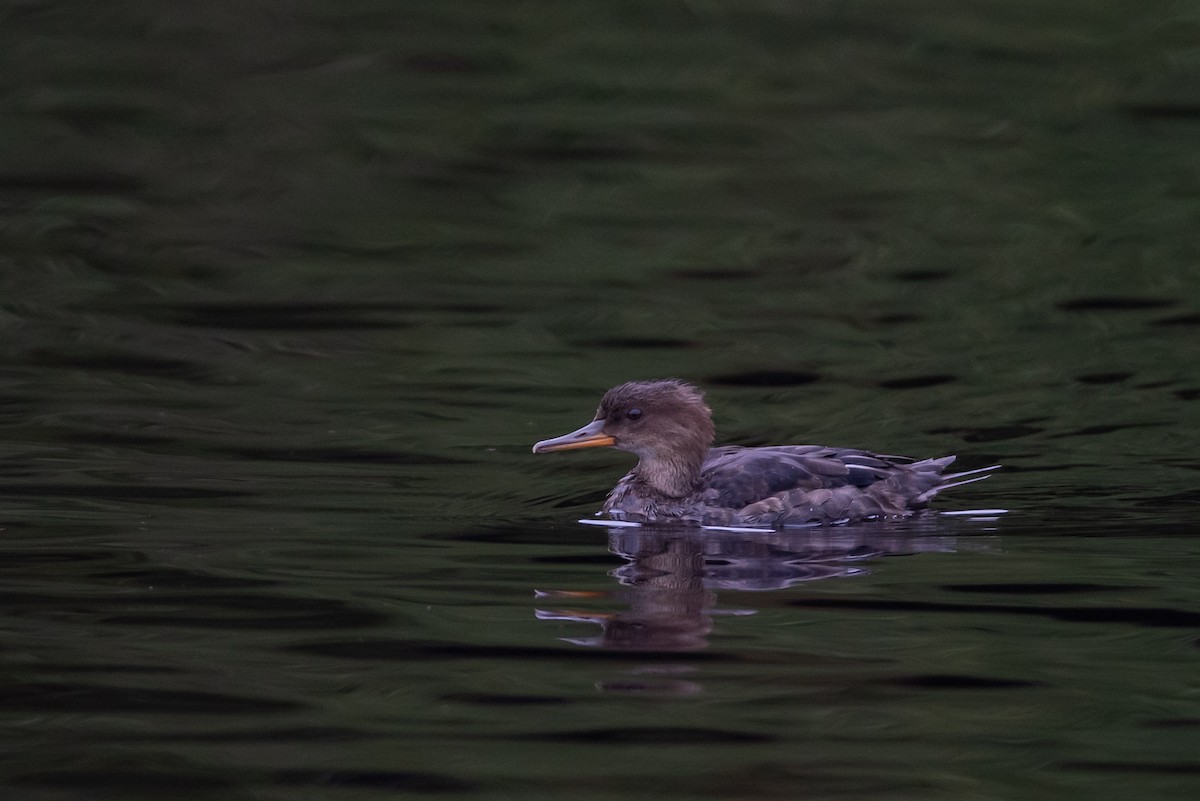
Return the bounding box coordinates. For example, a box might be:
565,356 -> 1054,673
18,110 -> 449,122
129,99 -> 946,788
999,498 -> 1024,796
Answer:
533,379 -> 998,527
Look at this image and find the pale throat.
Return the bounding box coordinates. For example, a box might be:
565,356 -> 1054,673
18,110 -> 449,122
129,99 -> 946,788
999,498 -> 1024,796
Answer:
633,448 -> 705,498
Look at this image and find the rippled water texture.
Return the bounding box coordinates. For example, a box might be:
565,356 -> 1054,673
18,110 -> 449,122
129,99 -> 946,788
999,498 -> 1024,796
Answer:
2,2 -> 1199,800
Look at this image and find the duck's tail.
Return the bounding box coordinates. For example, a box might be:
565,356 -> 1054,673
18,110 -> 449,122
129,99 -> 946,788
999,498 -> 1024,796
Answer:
916,462 -> 1002,503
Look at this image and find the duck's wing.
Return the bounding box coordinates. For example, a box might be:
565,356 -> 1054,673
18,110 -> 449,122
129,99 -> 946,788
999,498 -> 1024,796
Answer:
699,446 -> 1001,524
698,446 -> 912,508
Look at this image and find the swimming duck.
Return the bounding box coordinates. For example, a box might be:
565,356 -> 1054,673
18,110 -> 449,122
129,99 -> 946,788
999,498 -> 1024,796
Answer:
532,379 -> 998,527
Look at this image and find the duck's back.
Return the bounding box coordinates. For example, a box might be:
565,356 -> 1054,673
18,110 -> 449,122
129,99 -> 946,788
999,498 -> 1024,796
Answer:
703,445 -> 956,525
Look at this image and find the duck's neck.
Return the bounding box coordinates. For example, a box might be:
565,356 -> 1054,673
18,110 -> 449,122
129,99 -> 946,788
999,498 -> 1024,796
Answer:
633,449 -> 705,499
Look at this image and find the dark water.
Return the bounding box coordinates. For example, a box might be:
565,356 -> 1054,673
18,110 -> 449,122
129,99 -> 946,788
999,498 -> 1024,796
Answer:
2,2 -> 1200,799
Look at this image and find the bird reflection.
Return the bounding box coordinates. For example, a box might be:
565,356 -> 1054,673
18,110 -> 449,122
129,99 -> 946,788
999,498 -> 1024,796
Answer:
537,523 -> 970,654
539,534 -> 717,651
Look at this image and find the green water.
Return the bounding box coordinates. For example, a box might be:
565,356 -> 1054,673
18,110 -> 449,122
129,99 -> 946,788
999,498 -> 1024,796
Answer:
1,1 -> 1199,799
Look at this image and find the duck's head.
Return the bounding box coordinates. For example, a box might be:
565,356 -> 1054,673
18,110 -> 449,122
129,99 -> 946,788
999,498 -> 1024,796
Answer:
532,380 -> 716,482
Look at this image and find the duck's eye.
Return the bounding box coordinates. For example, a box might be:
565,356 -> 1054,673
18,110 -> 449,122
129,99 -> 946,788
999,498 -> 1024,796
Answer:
626,408 -> 643,421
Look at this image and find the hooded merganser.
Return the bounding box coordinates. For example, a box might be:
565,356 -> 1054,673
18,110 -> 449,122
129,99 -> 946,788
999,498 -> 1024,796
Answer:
533,379 -> 998,527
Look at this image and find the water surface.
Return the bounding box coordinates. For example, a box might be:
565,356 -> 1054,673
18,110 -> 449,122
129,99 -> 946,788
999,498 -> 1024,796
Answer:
1,2 -> 1199,799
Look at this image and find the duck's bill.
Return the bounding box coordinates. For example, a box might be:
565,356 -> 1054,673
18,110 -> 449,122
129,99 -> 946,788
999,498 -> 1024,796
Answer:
532,419 -> 615,453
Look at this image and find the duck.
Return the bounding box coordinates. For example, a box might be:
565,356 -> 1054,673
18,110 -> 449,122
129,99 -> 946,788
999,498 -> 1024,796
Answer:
532,379 -> 998,527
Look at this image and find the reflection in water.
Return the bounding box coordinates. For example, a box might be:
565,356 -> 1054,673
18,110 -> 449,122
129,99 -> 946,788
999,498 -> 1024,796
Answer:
537,522 -> 978,654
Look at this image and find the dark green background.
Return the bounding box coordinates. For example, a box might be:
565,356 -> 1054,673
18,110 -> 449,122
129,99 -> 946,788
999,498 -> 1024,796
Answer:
1,2 -> 1198,799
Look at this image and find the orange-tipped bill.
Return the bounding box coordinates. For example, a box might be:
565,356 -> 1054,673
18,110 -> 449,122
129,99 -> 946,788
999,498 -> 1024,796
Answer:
532,419 -> 615,453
